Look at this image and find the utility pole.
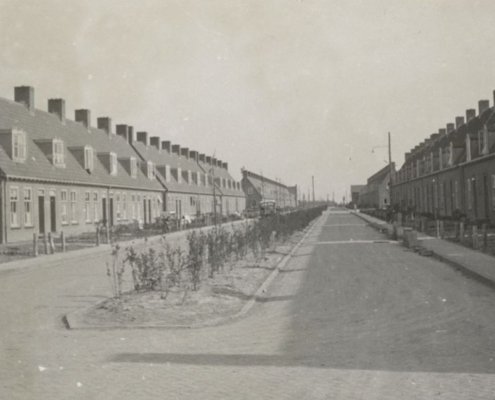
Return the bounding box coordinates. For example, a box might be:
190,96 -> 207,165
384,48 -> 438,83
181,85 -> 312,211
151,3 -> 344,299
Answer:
388,131 -> 393,183
312,175 -> 315,204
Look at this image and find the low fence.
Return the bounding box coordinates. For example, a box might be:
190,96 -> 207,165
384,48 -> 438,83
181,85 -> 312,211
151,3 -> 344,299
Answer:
361,209 -> 495,256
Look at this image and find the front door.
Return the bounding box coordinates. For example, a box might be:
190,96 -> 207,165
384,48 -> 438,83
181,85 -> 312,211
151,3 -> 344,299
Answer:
109,198 -> 114,226
102,198 -> 107,225
38,196 -> 45,234
50,196 -> 56,232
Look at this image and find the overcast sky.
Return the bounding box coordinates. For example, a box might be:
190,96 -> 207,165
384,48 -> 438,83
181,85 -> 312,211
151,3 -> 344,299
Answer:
1,0 -> 495,201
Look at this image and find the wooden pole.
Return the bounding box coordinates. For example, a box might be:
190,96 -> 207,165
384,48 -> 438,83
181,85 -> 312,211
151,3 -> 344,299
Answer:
43,233 -> 48,254
61,231 -> 66,252
96,226 -> 100,246
33,233 -> 38,257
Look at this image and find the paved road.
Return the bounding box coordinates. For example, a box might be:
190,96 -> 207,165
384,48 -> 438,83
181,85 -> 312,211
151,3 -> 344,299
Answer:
2,210 -> 495,399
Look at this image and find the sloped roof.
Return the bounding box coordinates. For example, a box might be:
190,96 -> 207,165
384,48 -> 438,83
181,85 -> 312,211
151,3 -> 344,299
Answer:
132,141 -> 214,195
0,97 -> 162,191
198,160 -> 244,197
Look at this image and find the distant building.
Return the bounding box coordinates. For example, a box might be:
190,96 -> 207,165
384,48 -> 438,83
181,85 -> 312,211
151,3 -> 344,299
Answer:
241,169 -> 297,209
350,185 -> 365,206
358,163 -> 395,209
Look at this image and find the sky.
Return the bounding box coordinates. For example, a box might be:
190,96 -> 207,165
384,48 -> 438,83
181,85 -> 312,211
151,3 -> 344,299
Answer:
1,0 -> 495,202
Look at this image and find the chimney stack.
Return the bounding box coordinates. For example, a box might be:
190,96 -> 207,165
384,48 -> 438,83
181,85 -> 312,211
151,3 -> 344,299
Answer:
466,109 -> 476,122
116,124 -> 128,140
150,136 -> 160,149
48,99 -> 65,122
161,141 -> 171,152
75,109 -> 91,128
189,150 -> 198,161
478,99 -> 490,115
181,147 -> 189,159
222,162 -> 228,170
446,123 -> 455,134
14,86 -> 34,112
206,156 -> 212,164
127,126 -> 134,144
172,144 -> 181,155
199,153 -> 206,163
137,131 -> 149,146
455,116 -> 465,129
438,128 -> 446,136
98,117 -> 112,134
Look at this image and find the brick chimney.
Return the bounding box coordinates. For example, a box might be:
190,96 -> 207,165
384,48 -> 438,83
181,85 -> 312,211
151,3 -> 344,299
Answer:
222,162 -> 228,170
217,159 -> 222,167
116,124 -> 128,140
136,131 -> 149,146
189,150 -> 198,161
478,100 -> 490,115
172,144 -> 181,155
161,141 -> 171,152
199,153 -> 206,163
75,109 -> 91,129
98,117 -> 112,134
438,128 -> 446,136
466,109 -> 476,122
14,86 -> 34,112
150,136 -> 160,150
206,156 -> 212,164
181,147 -> 189,159
48,99 -> 65,122
127,126 -> 134,144
446,123 -> 455,134
455,116 -> 464,129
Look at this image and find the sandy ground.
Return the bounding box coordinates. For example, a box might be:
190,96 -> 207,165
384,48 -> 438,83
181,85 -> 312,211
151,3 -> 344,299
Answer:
2,210 -> 495,399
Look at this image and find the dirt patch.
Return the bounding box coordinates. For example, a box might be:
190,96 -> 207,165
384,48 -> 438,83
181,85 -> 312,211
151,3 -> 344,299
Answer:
79,234 -> 301,328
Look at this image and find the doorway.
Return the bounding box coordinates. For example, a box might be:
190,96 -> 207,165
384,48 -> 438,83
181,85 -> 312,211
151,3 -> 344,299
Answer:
38,196 -> 45,234
50,195 -> 56,232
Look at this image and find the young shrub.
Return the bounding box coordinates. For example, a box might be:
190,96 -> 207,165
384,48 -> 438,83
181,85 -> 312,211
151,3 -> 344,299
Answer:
186,230 -> 206,291
106,244 -> 126,298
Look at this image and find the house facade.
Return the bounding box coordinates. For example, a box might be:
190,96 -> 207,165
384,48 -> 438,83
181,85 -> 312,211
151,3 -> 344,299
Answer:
358,164 -> 395,209
391,95 -> 495,223
241,169 -> 297,210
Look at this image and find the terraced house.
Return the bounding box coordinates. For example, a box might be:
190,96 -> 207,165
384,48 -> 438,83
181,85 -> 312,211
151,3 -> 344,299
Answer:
392,94 -> 495,224
131,133 -> 245,220
241,169 -> 297,210
0,86 -> 163,244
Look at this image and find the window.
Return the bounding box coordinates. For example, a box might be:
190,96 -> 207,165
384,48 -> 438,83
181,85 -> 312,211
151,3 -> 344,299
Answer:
10,187 -> 19,227
109,152 -> 117,175
466,178 -> 473,211
84,192 -> 91,222
93,192 -> 99,222
492,175 -> 495,210
122,194 -> 127,220
147,161 -> 155,180
70,191 -> 77,223
53,139 -> 65,167
23,188 -> 32,226
131,195 -> 136,219
116,194 -> 121,221
12,130 -> 26,162
61,190 -> 68,224
84,146 -> 94,171
130,157 -> 137,178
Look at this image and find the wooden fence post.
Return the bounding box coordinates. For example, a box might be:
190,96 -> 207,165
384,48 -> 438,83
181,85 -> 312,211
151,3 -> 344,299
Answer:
48,232 -> 55,254
61,231 -> 66,252
482,223 -> 488,252
33,233 -> 38,257
459,222 -> 464,244
96,226 -> 100,246
472,225 -> 478,249
43,233 -> 48,254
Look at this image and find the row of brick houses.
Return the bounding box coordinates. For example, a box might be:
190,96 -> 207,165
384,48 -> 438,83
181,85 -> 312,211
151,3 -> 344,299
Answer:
0,86 -> 245,244
391,93 -> 495,224
241,169 -> 297,210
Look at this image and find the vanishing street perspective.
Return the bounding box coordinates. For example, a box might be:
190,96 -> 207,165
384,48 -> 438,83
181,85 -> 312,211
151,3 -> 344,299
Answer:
2,1 -> 495,399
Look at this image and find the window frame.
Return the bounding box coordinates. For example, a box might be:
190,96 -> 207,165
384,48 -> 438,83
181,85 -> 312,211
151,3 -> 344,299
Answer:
23,187 -> 33,227
10,187 -> 19,228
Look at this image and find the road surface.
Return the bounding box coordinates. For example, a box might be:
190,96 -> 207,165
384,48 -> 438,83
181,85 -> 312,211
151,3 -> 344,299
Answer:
2,209 -> 495,399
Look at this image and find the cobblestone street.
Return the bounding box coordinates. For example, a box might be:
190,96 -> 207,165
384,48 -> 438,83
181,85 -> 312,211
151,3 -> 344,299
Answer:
2,210 -> 495,399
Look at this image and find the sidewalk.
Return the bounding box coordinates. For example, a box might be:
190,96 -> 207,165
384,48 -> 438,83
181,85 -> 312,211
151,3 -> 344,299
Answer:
353,211 -> 495,286
0,219 -> 252,274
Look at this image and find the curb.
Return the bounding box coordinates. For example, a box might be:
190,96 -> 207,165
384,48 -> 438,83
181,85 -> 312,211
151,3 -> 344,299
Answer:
64,213 -> 324,330
352,211 -> 495,288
